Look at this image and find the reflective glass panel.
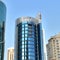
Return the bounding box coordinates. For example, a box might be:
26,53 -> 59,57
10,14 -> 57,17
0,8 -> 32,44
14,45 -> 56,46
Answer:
22,28 -> 24,30
25,34 -> 27,37
28,56 -> 35,60
25,30 -> 28,34
28,41 -> 34,45
25,24 -> 28,27
22,34 -> 24,37
22,24 -> 24,27
22,31 -> 24,34
22,38 -> 24,41
25,38 -> 27,40
28,45 -> 34,48
25,27 -> 28,30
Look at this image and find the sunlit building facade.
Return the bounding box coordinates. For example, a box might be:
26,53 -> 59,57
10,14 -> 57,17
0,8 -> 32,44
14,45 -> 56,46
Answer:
7,48 -> 14,60
47,33 -> 60,60
14,13 -> 44,60
0,1 -> 6,60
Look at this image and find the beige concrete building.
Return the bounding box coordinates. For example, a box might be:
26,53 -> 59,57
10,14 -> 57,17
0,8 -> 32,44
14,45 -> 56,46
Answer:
7,48 -> 14,60
47,33 -> 60,60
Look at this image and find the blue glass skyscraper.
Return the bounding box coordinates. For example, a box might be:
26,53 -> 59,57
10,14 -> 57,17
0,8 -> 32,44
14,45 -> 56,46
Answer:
0,1 -> 6,60
14,13 -> 44,60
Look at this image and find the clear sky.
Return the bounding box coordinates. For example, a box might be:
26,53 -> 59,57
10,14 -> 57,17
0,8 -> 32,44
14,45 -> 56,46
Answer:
2,0 -> 60,60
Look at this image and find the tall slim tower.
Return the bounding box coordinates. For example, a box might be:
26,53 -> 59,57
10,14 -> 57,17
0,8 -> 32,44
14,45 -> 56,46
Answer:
7,48 -> 14,60
0,1 -> 6,60
14,13 -> 44,60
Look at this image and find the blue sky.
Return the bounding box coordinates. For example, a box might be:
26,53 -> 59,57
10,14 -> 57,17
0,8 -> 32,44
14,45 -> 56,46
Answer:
2,0 -> 60,60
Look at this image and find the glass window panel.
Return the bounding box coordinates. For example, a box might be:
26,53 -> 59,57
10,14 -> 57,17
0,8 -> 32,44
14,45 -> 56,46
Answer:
22,49 -> 24,52
28,41 -> 34,45
32,32 -> 34,34
28,32 -> 32,34
28,38 -> 34,41
22,31 -> 24,33
22,45 -> 24,48
25,56 -> 27,60
25,48 -> 27,52
22,28 -> 24,30
22,34 -> 24,37
25,30 -> 28,33
22,56 -> 24,59
28,56 -> 35,60
22,53 -> 24,55
25,38 -> 27,40
25,24 -> 28,27
22,42 -> 24,44
22,33 -> 24,35
28,48 -> 35,52
25,45 -> 27,48
32,35 -> 35,38
22,24 -> 24,27
22,38 -> 24,41
25,41 -> 27,44
25,34 -> 27,37
25,27 -> 28,30
28,52 -> 35,56
28,45 -> 34,48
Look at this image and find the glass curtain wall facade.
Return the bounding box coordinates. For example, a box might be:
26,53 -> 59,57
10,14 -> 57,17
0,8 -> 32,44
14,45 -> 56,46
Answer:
0,1 -> 6,60
15,14 -> 44,60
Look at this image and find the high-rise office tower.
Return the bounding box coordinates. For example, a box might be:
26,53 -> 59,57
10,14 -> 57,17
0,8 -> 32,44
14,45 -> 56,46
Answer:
7,48 -> 14,60
0,1 -> 6,60
47,33 -> 60,60
14,13 -> 44,60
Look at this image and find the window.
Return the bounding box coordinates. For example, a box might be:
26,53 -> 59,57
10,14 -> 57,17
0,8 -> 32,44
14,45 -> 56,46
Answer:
28,38 -> 34,41
22,42 -> 24,45
22,34 -> 24,37
22,56 -> 24,59
25,38 -> 27,40
28,56 -> 35,60
25,41 -> 27,45
22,28 -> 24,30
28,45 -> 34,48
25,24 -> 28,27
56,40 -> 58,42
25,30 -> 28,34
28,52 -> 35,56
22,53 -> 24,55
25,28 -> 28,30
28,49 -> 34,51
25,34 -> 27,37
22,45 -> 24,48
22,38 -> 24,41
28,41 -> 34,45
22,31 -> 24,34
22,24 -> 24,28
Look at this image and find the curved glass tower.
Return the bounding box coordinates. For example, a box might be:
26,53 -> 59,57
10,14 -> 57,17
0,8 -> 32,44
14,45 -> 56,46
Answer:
0,1 -> 6,60
15,13 -> 44,60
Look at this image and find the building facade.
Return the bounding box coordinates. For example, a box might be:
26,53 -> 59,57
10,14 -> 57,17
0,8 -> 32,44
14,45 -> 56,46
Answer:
0,1 -> 6,60
7,48 -> 14,60
42,29 -> 47,60
47,33 -> 60,60
14,13 -> 44,60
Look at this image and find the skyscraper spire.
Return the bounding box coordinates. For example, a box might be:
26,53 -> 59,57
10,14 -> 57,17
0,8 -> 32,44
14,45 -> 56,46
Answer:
37,12 -> 42,19
36,12 -> 42,23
